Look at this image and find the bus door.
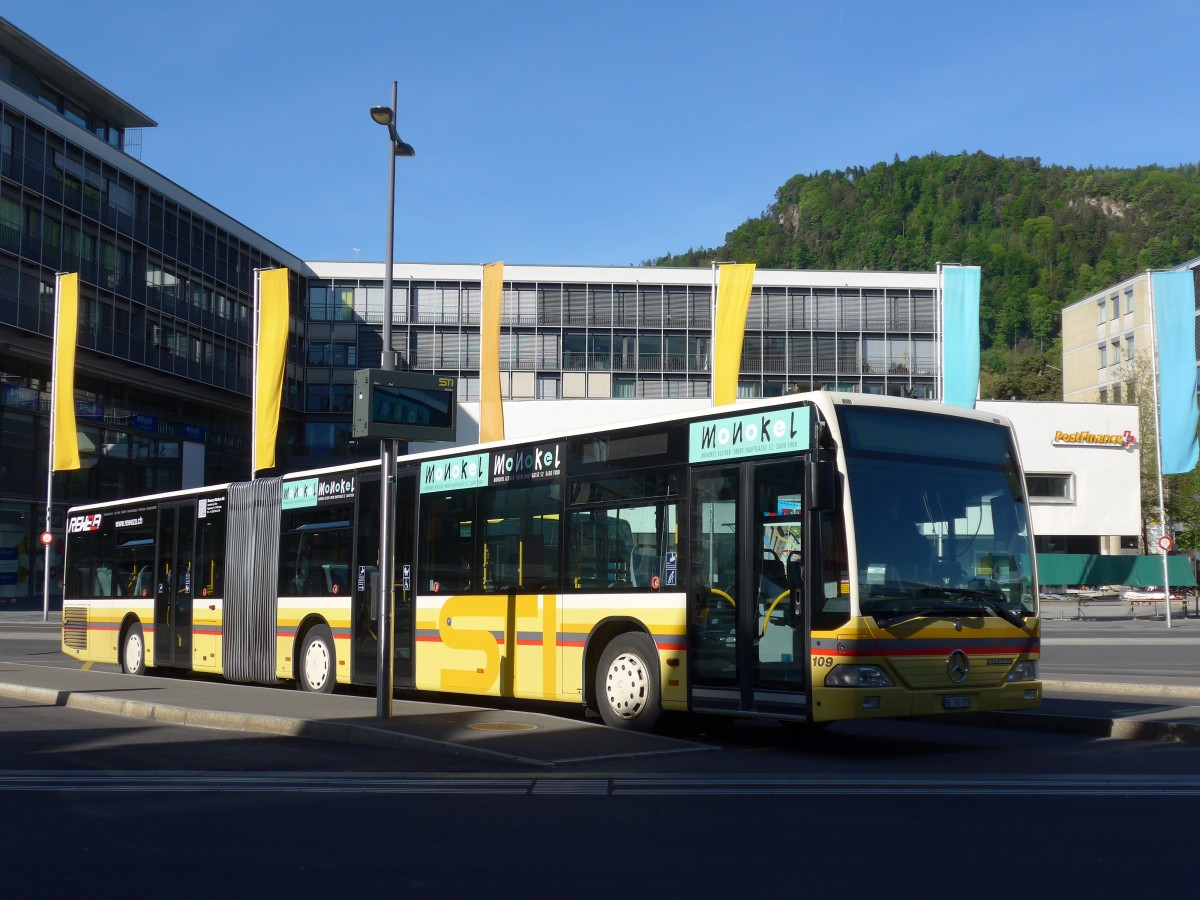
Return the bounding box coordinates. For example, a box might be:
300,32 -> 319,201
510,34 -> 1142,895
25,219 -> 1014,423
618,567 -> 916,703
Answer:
154,500 -> 196,669
393,470 -> 417,687
351,469 -> 416,688
690,461 -> 811,716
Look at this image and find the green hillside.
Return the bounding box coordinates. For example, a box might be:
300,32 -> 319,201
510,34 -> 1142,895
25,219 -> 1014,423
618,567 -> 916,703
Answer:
652,152 -> 1200,395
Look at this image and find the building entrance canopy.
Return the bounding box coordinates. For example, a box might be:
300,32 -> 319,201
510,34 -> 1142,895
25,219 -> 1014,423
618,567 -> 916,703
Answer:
1037,553 -> 1197,588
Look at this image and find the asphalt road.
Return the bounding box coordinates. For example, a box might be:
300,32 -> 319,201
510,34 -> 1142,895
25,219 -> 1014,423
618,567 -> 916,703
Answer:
3,613 -> 1200,895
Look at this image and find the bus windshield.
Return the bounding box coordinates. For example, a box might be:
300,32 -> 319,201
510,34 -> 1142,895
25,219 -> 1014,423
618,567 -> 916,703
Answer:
838,406 -> 1035,623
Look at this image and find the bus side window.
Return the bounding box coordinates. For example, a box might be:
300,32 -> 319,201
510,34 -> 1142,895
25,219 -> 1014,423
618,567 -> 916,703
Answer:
419,490 -> 476,593
278,507 -> 354,597
566,507 -> 648,590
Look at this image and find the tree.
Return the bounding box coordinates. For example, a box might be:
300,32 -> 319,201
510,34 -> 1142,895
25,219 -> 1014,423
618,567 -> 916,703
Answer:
651,152 -> 1200,361
979,340 -> 1062,401
1110,354 -> 1200,553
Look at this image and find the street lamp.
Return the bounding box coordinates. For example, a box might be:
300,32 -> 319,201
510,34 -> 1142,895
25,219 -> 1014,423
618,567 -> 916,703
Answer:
371,81 -> 414,718
369,105 -> 416,158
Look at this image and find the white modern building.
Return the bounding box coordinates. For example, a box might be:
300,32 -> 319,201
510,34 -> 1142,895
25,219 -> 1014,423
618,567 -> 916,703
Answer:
977,401 -> 1140,555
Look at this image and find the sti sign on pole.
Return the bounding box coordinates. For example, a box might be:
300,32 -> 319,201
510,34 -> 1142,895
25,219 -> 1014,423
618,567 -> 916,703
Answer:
352,370 -> 458,442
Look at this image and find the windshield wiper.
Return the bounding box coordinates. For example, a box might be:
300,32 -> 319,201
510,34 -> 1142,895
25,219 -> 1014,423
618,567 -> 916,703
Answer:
872,586 -> 1027,629
921,586 -> 1026,628
875,607 -> 940,629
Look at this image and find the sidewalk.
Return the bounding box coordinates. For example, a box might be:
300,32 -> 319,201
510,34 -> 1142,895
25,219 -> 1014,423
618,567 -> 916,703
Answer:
0,658 -> 715,769
3,608 -> 1200,758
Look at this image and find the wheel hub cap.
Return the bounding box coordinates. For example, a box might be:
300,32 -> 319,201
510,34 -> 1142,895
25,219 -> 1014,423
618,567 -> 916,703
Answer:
605,652 -> 648,719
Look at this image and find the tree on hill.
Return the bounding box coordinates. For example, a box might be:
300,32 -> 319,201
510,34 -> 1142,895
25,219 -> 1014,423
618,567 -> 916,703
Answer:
650,152 -> 1200,394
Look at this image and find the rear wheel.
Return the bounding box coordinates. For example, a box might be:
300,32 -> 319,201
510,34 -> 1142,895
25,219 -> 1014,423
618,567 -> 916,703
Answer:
297,625 -> 336,693
121,622 -> 146,676
595,633 -> 661,731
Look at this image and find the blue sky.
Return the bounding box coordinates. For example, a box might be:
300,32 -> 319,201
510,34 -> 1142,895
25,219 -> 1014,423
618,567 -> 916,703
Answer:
10,1 -> 1199,267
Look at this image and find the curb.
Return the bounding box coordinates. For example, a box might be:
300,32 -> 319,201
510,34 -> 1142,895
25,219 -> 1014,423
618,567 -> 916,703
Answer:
948,708 -> 1200,744
1043,679 -> 1200,701
0,681 -> 553,769
5,676 -> 1199,753
931,679 -> 1200,744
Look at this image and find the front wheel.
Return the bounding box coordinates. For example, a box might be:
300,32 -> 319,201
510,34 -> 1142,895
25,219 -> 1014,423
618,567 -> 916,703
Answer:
121,622 -> 146,676
595,633 -> 661,731
297,625 -> 336,693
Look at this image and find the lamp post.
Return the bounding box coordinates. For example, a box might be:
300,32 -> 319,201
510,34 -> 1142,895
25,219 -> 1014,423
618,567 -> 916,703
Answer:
370,81 -> 415,718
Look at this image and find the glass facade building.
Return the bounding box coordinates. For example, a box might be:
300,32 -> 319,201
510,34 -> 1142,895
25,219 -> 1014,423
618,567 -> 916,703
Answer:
0,19 -> 306,602
0,17 -> 944,604
298,262 -> 939,459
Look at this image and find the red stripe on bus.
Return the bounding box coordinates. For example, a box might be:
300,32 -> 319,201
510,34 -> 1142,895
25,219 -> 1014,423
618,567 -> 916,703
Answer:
813,645 -> 1033,658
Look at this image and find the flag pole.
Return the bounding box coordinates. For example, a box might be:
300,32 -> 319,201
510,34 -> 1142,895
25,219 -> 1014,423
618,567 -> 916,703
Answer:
936,262 -> 944,402
1147,270 -> 1173,628
251,268 -> 264,480
43,273 -> 64,623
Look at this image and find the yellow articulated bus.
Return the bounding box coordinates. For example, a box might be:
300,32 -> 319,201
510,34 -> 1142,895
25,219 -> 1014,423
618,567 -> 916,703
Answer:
61,392 -> 1040,731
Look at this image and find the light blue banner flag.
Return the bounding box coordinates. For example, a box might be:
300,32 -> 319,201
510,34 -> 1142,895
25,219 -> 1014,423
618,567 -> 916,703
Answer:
1152,271 -> 1199,474
941,266 -> 980,408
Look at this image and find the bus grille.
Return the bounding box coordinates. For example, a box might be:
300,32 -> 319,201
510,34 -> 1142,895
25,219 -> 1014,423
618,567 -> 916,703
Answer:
62,606 -> 88,650
889,655 -> 1008,689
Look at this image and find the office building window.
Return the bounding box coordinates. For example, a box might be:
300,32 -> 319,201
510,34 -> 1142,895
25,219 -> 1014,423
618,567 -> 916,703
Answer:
1098,343 -> 1107,368
1097,301 -> 1106,325
1026,473 -> 1073,502
537,377 -> 559,399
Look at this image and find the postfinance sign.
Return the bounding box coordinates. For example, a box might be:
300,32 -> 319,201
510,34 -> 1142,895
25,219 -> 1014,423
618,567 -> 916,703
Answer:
689,406 -> 810,463
1052,429 -> 1136,449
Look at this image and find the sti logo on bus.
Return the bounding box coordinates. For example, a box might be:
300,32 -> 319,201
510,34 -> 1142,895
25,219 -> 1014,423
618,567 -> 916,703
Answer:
66,514 -> 102,533
689,406 -> 810,463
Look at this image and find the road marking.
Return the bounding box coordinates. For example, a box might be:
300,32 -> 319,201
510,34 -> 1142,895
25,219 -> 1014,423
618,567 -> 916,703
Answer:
1045,637 -> 1200,645
2,771 -> 1200,796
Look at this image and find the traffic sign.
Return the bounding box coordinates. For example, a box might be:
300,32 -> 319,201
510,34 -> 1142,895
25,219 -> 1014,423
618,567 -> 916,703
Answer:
39,531 -> 53,546
1158,535 -> 1174,552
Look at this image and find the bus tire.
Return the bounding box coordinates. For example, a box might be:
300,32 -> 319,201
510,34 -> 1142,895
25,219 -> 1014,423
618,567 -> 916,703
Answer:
595,633 -> 661,731
121,622 -> 146,676
297,625 -> 336,694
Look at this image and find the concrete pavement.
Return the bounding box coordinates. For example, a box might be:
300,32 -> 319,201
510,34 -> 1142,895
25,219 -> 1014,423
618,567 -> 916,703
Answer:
2,603 -> 1200,762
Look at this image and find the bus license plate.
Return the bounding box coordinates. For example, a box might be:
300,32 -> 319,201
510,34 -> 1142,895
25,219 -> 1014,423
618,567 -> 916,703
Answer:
943,696 -> 971,710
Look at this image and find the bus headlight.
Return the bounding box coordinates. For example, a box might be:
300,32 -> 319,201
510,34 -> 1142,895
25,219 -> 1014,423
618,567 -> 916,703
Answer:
825,664 -> 895,688
1006,660 -> 1039,682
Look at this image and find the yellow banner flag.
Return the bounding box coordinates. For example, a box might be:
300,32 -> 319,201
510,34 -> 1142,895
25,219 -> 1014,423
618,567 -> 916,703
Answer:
52,272 -> 80,471
479,262 -> 505,443
254,268 -> 289,473
712,263 -> 756,406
